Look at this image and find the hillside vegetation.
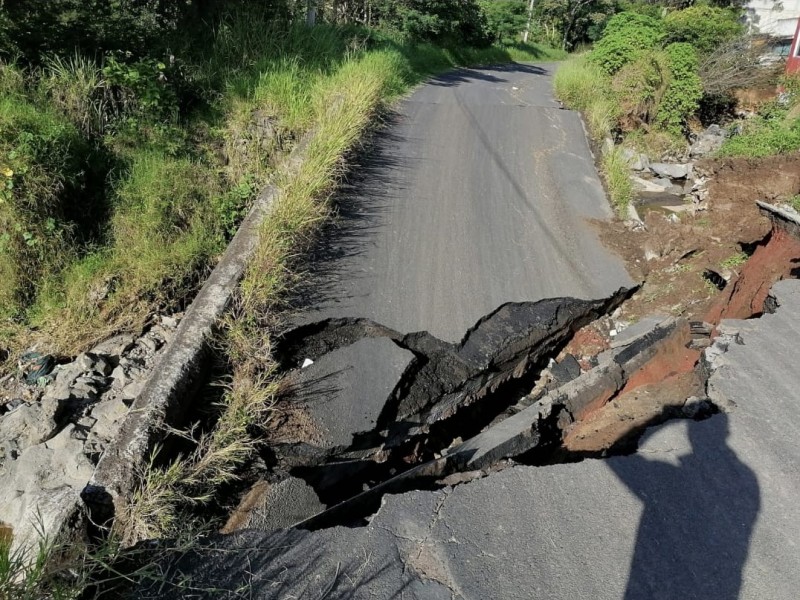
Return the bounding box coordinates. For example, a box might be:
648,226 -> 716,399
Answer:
552,3 -> 800,213
0,1 -> 563,361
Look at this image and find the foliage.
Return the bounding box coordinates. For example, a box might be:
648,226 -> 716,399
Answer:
480,0 -> 529,43
656,42 -> 702,133
374,0 -> 493,46
718,117 -> 800,158
589,12 -> 666,74
533,0 -> 617,50
611,49 -> 671,130
602,146 -> 634,215
664,6 -> 743,55
0,83 -> 102,320
0,0 -> 183,61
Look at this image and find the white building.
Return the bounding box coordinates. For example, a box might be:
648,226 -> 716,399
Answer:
746,0 -> 800,38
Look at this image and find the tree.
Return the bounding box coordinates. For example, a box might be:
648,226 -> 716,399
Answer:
479,0 -> 529,43
534,0 -> 616,50
371,0 -> 492,46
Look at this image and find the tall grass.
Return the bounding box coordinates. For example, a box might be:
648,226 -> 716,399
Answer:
554,57 -> 618,140
602,146 -> 634,214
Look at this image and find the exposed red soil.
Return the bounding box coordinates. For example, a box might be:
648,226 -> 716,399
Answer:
563,321 -> 702,451
705,226 -> 800,323
566,156 -> 800,455
564,370 -> 703,454
596,154 -> 800,323
620,324 -> 698,394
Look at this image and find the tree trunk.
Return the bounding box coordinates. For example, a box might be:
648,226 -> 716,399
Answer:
306,0 -> 317,26
523,0 -> 535,43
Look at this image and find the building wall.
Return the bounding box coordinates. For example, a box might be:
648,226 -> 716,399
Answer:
746,0 -> 800,38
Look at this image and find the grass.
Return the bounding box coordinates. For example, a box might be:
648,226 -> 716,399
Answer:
720,251 -> 748,269
554,57 -> 617,140
602,146 -> 635,215
790,194 -> 800,212
718,116 -> 800,158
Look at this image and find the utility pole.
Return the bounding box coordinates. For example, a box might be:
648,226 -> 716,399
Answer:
306,0 -> 317,26
523,0 -> 535,43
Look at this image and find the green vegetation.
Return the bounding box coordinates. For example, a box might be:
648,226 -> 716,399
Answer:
602,145 -> 635,213
0,2 -> 562,358
589,12 -> 666,75
553,4 -> 761,215
721,251 -> 748,269
664,6 -> 743,54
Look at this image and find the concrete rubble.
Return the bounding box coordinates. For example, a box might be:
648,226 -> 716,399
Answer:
0,316 -> 180,555
135,278 -> 800,599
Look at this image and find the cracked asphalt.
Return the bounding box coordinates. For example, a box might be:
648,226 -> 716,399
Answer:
292,63 -> 632,343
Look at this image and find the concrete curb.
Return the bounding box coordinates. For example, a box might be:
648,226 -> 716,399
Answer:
81,183 -> 279,523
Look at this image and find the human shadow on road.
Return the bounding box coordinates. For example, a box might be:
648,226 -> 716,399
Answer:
610,414 -> 760,600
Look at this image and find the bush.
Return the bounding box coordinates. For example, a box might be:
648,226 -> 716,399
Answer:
376,0 -> 492,47
590,12 -> 666,75
665,6 -> 743,55
479,0 -> 528,44
612,49 -> 671,130
718,117 -> 800,158
656,42 -> 702,133
0,86 -> 94,317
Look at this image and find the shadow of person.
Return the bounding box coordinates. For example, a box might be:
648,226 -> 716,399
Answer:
610,414 -> 760,600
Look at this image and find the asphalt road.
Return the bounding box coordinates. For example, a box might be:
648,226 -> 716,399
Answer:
147,282 -> 800,599
292,63 -> 632,342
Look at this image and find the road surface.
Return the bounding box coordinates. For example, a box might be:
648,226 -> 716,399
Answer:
292,63 -> 632,342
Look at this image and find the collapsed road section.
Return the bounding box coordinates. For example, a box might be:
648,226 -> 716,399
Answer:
135,277 -> 800,600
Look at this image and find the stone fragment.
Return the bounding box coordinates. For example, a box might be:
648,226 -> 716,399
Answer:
90,334 -> 135,357
160,315 -> 179,329
222,477 -> 325,534
550,354 -> 581,386
75,353 -> 98,373
631,175 -> 671,193
121,380 -> 145,401
650,163 -> 690,180
110,366 -> 127,390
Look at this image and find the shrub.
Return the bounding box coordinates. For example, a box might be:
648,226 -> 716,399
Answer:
0,87 -> 94,317
479,0 -> 528,44
376,0 -> 492,47
590,12 -> 666,75
612,49 -> 671,130
656,42 -> 702,133
665,6 -> 743,55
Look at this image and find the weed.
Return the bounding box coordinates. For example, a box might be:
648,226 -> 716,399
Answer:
790,194 -> 800,212
602,146 -> 634,216
721,251 -> 748,269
